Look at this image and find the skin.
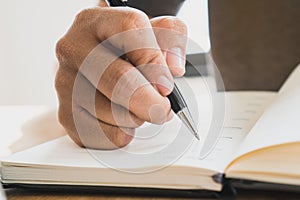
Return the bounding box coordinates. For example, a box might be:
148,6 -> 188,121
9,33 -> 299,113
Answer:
55,0 -> 187,149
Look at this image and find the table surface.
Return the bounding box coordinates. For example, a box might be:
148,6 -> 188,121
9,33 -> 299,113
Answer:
1,106 -> 300,199
4,188 -> 300,200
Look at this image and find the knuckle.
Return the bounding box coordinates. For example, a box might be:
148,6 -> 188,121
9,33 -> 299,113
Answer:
153,16 -> 187,35
55,38 -> 74,64
134,50 -> 163,66
173,18 -> 188,35
74,8 -> 99,27
54,68 -> 73,93
123,8 -> 149,30
56,8 -> 100,65
169,17 -> 187,34
55,8 -> 101,66
110,61 -> 129,82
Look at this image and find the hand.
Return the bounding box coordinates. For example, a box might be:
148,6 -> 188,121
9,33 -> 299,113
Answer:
55,3 -> 187,149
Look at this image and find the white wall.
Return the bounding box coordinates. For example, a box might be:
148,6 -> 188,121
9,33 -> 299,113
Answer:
178,0 -> 210,53
0,0 -> 209,105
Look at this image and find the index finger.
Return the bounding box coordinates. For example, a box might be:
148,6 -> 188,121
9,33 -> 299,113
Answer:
76,7 -> 174,96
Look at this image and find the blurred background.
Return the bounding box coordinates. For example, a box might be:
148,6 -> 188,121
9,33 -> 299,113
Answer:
0,0 -> 210,105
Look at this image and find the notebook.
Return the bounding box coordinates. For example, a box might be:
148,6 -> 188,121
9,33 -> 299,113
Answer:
1,64 -> 300,194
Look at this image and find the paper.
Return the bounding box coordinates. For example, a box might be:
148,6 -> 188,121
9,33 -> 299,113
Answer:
234,64 -> 300,158
179,92 -> 276,172
1,91 -> 275,174
279,64 -> 300,94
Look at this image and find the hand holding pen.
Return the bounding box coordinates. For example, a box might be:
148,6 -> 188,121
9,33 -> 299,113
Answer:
55,0 -> 196,150
107,0 -> 199,139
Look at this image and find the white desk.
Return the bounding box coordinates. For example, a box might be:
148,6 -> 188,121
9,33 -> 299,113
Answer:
0,106 -> 66,158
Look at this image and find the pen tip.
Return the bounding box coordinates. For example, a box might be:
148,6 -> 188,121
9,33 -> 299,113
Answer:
176,107 -> 200,141
195,132 -> 200,141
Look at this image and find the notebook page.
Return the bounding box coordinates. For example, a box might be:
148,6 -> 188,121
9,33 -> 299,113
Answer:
119,92 -> 277,172
1,91 -> 275,173
178,91 -> 276,172
279,63 -> 300,94
233,64 -> 300,158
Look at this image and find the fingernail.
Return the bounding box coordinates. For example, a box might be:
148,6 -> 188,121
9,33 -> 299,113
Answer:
167,47 -> 184,69
157,76 -> 174,93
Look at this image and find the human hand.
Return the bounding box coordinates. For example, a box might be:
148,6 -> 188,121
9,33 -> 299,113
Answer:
55,4 -> 187,149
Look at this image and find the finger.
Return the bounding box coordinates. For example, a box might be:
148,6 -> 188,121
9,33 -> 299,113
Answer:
56,8 -> 175,123
150,16 -> 188,77
57,7 -> 174,97
59,105 -> 134,150
57,42 -> 172,125
95,53 -> 173,124
98,0 -> 109,7
56,67 -> 144,128
73,72 -> 144,128
55,65 -> 76,107
56,67 -> 136,148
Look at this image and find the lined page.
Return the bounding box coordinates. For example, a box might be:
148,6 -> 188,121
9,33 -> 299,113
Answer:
1,91 -> 275,174
1,76 -> 279,173
234,64 -> 300,158
178,92 -> 276,172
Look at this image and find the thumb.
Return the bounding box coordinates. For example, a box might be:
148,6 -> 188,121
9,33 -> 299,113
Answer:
151,16 -> 188,77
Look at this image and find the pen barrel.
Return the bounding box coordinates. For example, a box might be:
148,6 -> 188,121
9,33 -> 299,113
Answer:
107,0 -> 127,6
167,84 -> 187,114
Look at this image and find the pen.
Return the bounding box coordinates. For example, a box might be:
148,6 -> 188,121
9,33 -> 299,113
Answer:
167,84 -> 199,140
106,0 -> 199,140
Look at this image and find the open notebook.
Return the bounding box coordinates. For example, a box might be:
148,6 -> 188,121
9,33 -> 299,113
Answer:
1,64 -> 300,193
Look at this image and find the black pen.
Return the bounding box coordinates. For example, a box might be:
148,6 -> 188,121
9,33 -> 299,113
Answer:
106,0 -> 199,140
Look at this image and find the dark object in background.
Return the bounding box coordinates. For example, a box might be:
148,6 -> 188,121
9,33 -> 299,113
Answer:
184,53 -> 208,77
127,0 -> 185,17
209,0 -> 300,91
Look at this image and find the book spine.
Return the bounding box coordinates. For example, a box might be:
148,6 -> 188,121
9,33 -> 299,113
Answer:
212,173 -> 237,197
